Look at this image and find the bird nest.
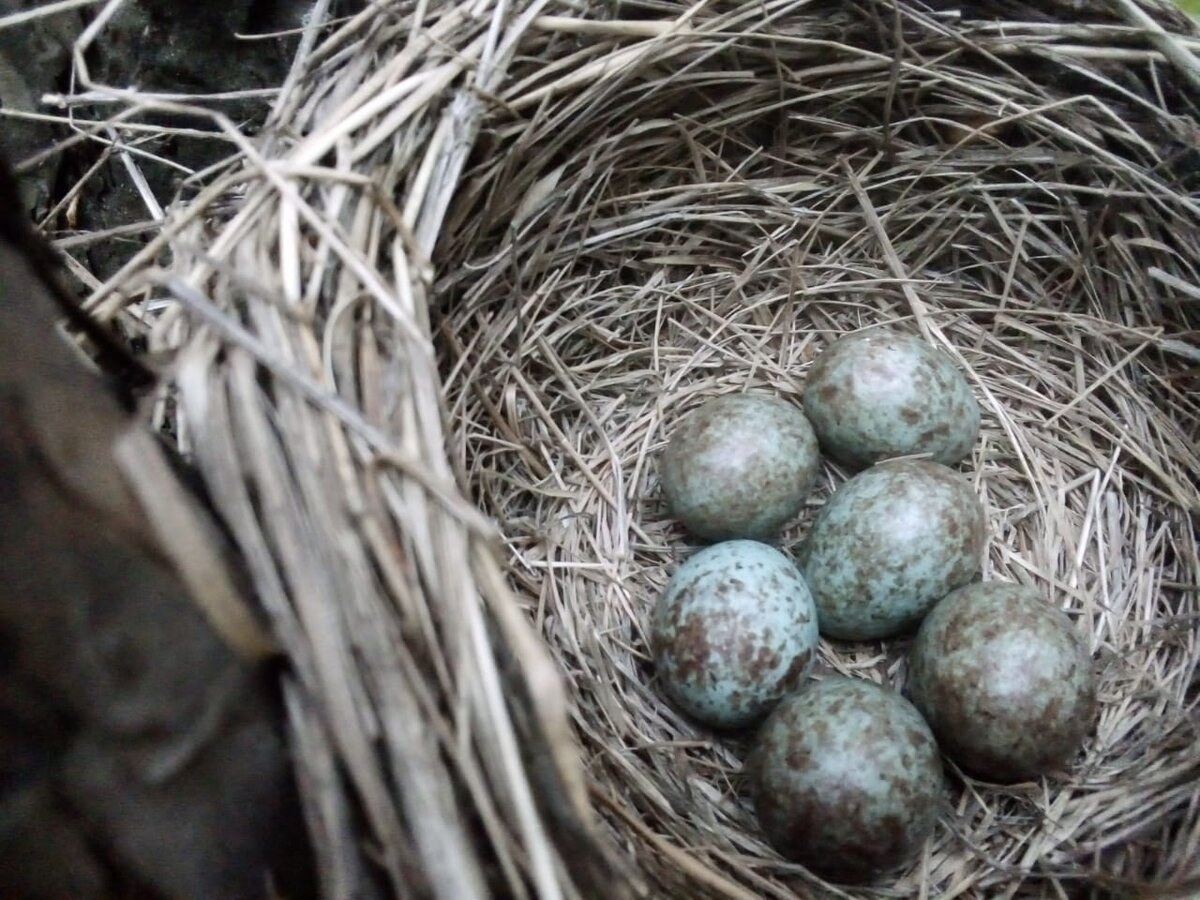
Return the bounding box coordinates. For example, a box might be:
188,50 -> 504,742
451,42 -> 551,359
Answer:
80,0 -> 1200,896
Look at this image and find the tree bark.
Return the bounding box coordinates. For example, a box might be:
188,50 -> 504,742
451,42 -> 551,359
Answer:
0,154 -> 313,899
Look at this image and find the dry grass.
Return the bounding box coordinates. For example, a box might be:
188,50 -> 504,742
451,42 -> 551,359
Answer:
24,0 -> 1200,896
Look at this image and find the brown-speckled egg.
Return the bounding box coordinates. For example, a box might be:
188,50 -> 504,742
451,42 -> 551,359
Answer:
661,393 -> 820,541
800,460 -> 986,641
907,582 -> 1096,782
652,540 -> 819,729
802,329 -> 980,469
748,677 -> 944,882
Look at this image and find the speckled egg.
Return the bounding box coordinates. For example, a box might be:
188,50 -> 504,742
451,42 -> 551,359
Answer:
651,541 -> 819,729
802,329 -> 980,469
661,393 -> 820,541
748,677 -> 944,882
907,582 -> 1097,782
800,460 -> 986,641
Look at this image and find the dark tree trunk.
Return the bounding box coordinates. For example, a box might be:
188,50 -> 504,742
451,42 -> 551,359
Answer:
0,153 -> 314,900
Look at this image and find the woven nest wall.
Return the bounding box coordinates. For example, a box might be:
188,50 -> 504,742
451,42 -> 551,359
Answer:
85,0 -> 1200,896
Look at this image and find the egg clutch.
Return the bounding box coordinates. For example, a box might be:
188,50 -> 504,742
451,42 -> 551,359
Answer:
651,328 -> 1097,883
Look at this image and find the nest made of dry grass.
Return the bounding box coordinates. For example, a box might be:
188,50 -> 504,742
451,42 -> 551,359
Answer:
27,0 -> 1200,896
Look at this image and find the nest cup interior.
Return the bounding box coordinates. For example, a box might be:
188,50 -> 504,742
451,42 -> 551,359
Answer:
433,2 -> 1200,895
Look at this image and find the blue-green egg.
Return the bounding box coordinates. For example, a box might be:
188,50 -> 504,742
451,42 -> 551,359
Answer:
748,677 -> 944,882
802,329 -> 980,469
661,393 -> 820,541
907,582 -> 1096,782
800,460 -> 986,641
652,541 -> 819,729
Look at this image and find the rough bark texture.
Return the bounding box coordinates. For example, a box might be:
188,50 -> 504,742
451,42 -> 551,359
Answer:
0,0 -> 311,274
